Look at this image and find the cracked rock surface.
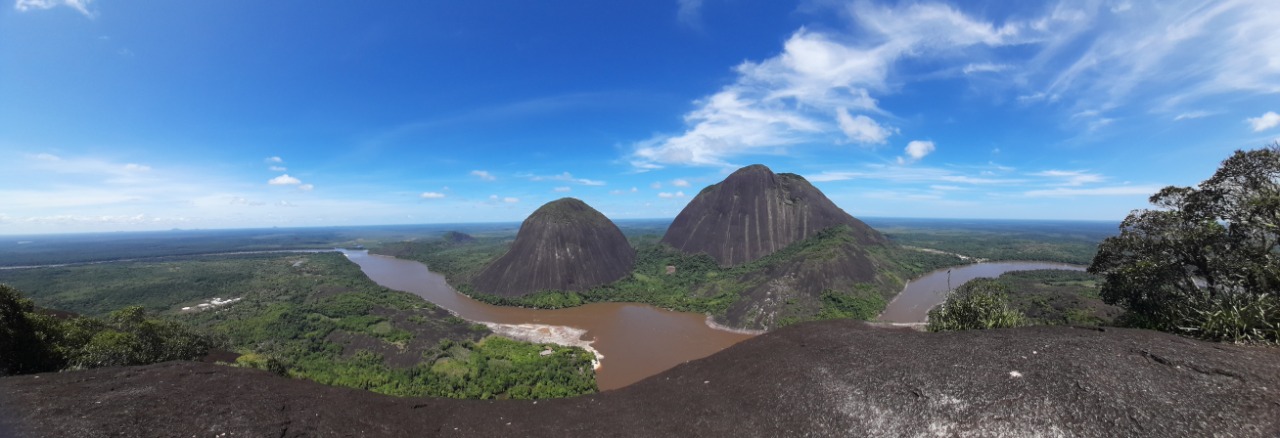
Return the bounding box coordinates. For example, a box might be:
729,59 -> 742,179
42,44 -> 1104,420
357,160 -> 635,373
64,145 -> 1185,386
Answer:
2,321 -> 1277,437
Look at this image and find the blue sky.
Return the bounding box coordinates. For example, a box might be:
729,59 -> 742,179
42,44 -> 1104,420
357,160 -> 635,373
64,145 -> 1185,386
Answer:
2,0 -> 1278,234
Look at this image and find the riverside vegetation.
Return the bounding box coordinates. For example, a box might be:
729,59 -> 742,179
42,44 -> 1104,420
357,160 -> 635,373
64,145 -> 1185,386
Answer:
931,145 -> 1280,343
0,253 -> 597,399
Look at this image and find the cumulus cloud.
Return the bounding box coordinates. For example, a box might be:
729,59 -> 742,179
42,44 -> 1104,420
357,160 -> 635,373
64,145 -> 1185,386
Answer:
658,191 -> 686,198
630,2 -> 1026,169
420,192 -> 446,199
836,108 -> 895,144
471,170 -> 496,181
14,0 -> 93,17
267,174 -> 301,185
1248,111 -> 1280,132
672,179 -> 690,187
896,140 -> 935,164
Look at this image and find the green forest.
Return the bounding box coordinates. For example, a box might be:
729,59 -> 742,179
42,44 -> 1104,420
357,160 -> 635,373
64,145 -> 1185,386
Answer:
0,253 -> 597,399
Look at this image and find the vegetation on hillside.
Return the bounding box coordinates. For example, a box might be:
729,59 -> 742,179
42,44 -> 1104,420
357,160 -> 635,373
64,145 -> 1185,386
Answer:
1090,145 -> 1280,343
380,225 -> 963,328
1,284 -> 212,376
0,254 -> 598,399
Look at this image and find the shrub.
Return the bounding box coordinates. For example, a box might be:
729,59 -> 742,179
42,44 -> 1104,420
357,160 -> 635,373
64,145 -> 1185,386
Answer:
927,279 -> 1026,332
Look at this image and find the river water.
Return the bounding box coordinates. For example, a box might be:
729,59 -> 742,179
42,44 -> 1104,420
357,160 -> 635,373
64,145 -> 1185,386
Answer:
877,261 -> 1087,323
342,250 -> 1085,389
340,250 -> 756,390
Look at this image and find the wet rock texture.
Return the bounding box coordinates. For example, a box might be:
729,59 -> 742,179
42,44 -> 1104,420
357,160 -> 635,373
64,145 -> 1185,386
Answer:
471,198 -> 635,297
661,164 -> 885,267
3,321 -> 1277,437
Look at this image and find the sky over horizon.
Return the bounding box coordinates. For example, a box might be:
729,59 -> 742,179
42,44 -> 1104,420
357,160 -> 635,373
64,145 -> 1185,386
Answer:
2,0 -> 1279,234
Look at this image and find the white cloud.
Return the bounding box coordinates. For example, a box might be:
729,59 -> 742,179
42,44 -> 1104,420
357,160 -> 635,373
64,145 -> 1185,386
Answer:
503,197 -> 519,203
807,164 -> 1022,185
836,108 -> 894,144
553,186 -> 571,193
658,191 -> 686,198
671,179 -> 690,187
269,165 -> 287,172
267,174 -> 301,185
420,192 -> 446,199
471,170 -> 496,181
1033,170 -> 1105,186
676,0 -> 702,28
298,184 -> 314,191
1247,111 -> 1280,132
123,163 -> 151,172
650,182 -> 662,189
266,156 -> 283,163
14,0 -> 92,17
1173,111 -> 1210,121
962,63 -> 1010,75
630,2 -> 1028,169
899,140 -> 936,164
1024,185 -> 1161,197
528,172 -> 604,186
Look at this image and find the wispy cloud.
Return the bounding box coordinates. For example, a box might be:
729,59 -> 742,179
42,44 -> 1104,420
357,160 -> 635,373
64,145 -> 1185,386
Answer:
1031,170 -> 1105,186
553,186 -> 571,193
1024,185 -> 1160,197
658,191 -> 686,198
14,0 -> 93,17
676,0 -> 703,28
269,165 -> 287,172
1247,111 -> 1280,132
528,171 -> 605,186
1173,111 -> 1211,121
420,192 -> 446,199
630,2 -> 1033,169
807,164 -> 1021,185
671,179 -> 690,187
470,170 -> 496,181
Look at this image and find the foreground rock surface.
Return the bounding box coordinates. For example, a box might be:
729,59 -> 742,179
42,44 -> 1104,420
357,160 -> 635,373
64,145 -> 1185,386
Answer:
2,321 -> 1278,437
471,197 -> 634,297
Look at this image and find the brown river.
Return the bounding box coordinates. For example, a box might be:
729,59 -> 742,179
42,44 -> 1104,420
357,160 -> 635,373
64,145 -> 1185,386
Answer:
340,250 -> 1083,390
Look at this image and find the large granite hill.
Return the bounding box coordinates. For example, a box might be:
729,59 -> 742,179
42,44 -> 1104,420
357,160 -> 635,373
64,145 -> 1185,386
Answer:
3,322 -> 1277,437
471,198 -> 634,297
661,164 -> 885,267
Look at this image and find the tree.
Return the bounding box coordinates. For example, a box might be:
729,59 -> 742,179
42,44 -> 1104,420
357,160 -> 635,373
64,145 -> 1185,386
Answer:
926,279 -> 1026,332
0,284 -> 64,375
1088,145 -> 1280,342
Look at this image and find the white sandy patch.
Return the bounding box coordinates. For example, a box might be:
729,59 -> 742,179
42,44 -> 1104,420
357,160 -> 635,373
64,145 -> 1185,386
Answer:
482,322 -> 603,370
704,315 -> 768,335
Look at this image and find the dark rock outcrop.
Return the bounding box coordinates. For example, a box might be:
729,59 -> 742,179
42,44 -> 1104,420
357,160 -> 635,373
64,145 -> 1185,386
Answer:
661,164 -> 885,267
441,231 -> 476,244
3,322 -> 1278,437
471,198 -> 634,297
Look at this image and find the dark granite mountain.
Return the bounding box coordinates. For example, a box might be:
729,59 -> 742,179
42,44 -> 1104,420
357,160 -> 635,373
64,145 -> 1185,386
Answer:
4,322 -> 1278,437
662,164 -> 886,267
471,198 -> 634,297
660,165 -> 902,328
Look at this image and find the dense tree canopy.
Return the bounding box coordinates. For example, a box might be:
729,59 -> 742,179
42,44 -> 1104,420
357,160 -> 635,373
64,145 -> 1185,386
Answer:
1089,145 -> 1280,342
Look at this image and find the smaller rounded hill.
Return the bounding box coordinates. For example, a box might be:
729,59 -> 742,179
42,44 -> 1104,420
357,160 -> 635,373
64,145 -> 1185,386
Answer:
471,198 -> 634,297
